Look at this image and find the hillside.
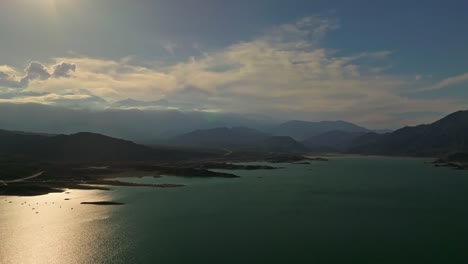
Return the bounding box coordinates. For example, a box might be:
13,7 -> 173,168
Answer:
302,130 -> 367,152
173,127 -> 269,147
0,130 -> 221,162
33,132 -> 158,162
172,127 -> 307,153
259,136 -> 308,153
350,110 -> 468,156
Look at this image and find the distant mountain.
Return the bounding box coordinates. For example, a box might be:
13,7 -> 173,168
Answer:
373,129 -> 393,134
302,130 -> 367,152
272,120 -> 370,140
172,127 -> 307,153
350,110 -> 468,156
349,132 -> 383,149
260,136 -> 308,153
173,127 -> 269,147
0,130 -> 221,162
0,103 -> 277,143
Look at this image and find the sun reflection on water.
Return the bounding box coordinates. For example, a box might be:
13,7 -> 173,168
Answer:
0,189 -> 119,264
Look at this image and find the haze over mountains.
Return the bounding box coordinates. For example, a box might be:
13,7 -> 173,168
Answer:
0,103 -> 382,143
0,102 -> 468,161
0,103 -> 277,143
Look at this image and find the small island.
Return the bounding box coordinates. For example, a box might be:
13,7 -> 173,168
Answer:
432,152 -> 468,170
80,201 -> 125,205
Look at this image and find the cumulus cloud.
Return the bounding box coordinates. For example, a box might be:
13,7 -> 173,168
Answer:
25,61 -> 51,80
52,62 -> 77,78
19,61 -> 51,86
31,56 -> 177,101
0,61 -> 77,88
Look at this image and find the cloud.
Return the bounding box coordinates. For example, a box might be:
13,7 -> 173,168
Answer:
0,15 -> 466,128
165,16 -> 398,115
52,62 -> 77,78
111,98 -> 170,110
0,61 -> 77,88
0,91 -> 107,109
25,61 -> 51,80
0,90 -> 49,99
19,61 -> 51,87
262,16 -> 340,50
162,42 -> 177,55
0,70 -> 22,88
421,72 -> 468,91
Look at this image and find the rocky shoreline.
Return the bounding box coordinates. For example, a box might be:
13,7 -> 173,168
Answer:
432,160 -> 467,170
432,153 -> 468,170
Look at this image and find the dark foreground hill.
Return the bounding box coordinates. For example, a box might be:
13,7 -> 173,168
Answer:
350,110 -> 468,156
0,130 -> 221,162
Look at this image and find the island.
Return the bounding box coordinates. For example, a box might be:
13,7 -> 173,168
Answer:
80,201 -> 125,205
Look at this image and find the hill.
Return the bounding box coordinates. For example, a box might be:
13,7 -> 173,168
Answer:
172,127 -> 307,153
302,130 -> 367,152
173,127 -> 268,147
32,132 -> 158,162
0,130 -> 221,162
260,136 -> 308,153
350,110 -> 468,156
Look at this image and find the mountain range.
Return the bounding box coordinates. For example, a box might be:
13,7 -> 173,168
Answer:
1,108 -> 467,161
171,110 -> 468,157
0,103 -> 381,143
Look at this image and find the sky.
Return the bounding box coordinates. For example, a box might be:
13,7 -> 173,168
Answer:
0,0 -> 467,129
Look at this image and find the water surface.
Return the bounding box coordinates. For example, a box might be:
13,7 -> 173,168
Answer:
2,157 -> 468,263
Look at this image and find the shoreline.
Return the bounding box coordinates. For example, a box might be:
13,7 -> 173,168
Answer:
1,153 -> 456,197
305,153 -> 435,159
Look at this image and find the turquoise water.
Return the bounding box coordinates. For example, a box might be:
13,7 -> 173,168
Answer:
2,157 -> 468,263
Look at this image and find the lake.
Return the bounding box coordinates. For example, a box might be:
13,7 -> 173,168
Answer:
2,156 -> 468,263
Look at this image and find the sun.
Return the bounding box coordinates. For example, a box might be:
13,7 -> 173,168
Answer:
32,0 -> 74,14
